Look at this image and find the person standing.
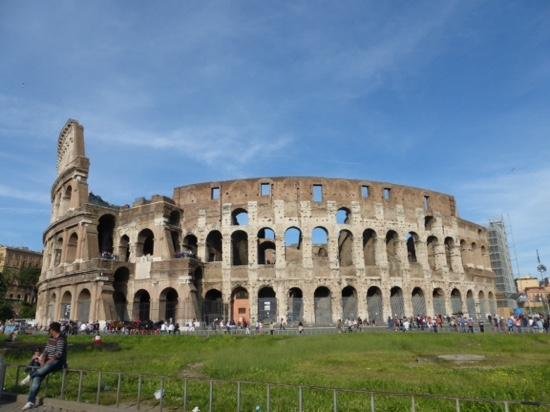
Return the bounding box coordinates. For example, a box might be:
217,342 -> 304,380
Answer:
22,322 -> 67,410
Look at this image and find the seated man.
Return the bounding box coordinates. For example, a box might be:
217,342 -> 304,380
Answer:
22,322 -> 67,410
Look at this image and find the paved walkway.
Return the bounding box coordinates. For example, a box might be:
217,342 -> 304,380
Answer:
0,394 -> 155,411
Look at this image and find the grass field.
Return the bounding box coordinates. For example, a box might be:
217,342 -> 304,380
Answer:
2,332 -> 549,410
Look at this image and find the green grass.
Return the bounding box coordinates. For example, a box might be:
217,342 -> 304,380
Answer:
3,332 -> 549,411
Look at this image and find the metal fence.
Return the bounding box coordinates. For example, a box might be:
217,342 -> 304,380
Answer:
4,365 -> 548,411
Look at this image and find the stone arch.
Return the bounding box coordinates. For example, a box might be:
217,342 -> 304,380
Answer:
478,290 -> 487,319
137,228 -> 154,257
288,287 -> 303,323
314,286 -> 332,325
257,228 -> 276,265
76,289 -> 91,323
231,230 -> 248,265
341,285 -> 357,320
97,214 -> 116,256
231,208 -> 249,225
390,286 -> 404,318
444,237 -> 454,271
118,235 -> 130,262
160,287 -> 178,322
47,292 -> 56,321
406,232 -> 419,263
338,229 -> 354,267
411,287 -> 426,316
183,234 -> 198,256
366,286 -> 383,324
206,230 -> 222,262
133,289 -> 151,321
363,229 -> 376,266
61,290 -> 72,319
203,289 -> 223,325
427,236 -> 438,271
460,239 -> 468,269
113,267 -> 129,321
231,286 -> 249,324
284,227 -> 302,264
54,237 -> 63,266
450,288 -> 463,314
386,230 -> 400,275
433,288 -> 445,315
336,207 -> 351,224
488,291 -> 497,314
66,232 -> 78,263
480,245 -> 487,267
312,227 -> 329,258
471,242 -> 478,266
258,286 -> 277,323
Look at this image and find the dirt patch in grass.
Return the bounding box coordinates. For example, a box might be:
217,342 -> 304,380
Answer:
179,362 -> 207,379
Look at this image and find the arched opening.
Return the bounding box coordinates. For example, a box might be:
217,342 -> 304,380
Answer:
231,208 -> 249,225
47,293 -> 56,321
427,236 -> 438,271
433,288 -> 445,315
118,235 -> 130,262
451,289 -> 463,315
341,286 -> 357,320
206,231 -> 222,262
336,207 -> 351,224
288,288 -> 303,323
171,230 -> 181,255
231,230 -> 249,265
113,267 -> 129,321
258,286 -> 277,323
390,287 -> 404,318
386,231 -> 400,275
488,291 -> 497,314
460,240 -> 467,269
312,227 -> 328,259
61,291 -> 72,320
137,229 -> 154,257
231,287 -> 249,324
444,237 -> 454,271
62,185 -> 72,214
480,245 -> 487,267
424,215 -> 435,231
168,210 -> 181,226
66,233 -> 78,263
338,229 -> 354,267
406,232 -> 418,263
363,229 -> 376,266
478,291 -> 487,319
203,289 -> 223,325
284,227 -> 302,264
466,290 -> 476,318
77,289 -> 91,323
366,287 -> 383,324
133,290 -> 151,321
314,286 -> 332,325
54,237 -> 63,266
411,287 -> 426,316
183,234 -> 198,256
471,242 -> 478,266
160,288 -> 178,322
257,228 -> 276,265
97,214 -> 116,256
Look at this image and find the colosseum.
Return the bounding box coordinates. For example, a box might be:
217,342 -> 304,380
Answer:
35,120 -> 497,327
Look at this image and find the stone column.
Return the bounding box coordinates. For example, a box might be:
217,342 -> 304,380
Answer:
332,287 -> 342,324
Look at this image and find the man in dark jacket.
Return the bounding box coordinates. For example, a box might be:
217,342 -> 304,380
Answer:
22,322 -> 67,410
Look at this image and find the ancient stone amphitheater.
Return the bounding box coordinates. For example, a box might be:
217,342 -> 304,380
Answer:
36,120 -> 497,327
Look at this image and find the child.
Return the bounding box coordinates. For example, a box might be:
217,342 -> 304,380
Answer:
20,348 -> 42,385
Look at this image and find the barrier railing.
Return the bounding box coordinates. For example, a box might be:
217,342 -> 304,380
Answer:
5,365 -> 549,411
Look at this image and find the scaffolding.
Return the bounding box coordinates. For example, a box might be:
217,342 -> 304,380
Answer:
487,219 -> 517,308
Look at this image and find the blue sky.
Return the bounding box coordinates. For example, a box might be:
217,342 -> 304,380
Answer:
1,1 -> 549,276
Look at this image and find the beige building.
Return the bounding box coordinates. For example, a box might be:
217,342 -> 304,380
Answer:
516,277 -> 550,311
0,245 -> 42,303
35,120 -> 497,326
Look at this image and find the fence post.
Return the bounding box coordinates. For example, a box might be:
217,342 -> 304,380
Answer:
370,392 -> 376,412
298,386 -> 303,412
455,398 -> 460,412
183,379 -> 188,412
60,368 -> 67,399
96,371 -> 102,405
0,356 -> 6,398
503,401 -> 510,412
266,383 -> 271,412
137,375 -> 142,410
411,395 -> 416,412
77,370 -> 84,403
14,364 -> 20,388
209,380 -> 213,412
116,373 -> 122,407
237,381 -> 241,412
333,389 -> 338,412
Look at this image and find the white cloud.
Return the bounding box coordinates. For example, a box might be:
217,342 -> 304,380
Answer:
0,184 -> 50,205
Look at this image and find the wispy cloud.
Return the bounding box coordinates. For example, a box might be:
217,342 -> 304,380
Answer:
0,184 -> 50,205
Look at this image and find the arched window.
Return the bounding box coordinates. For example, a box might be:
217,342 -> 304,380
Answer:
451,288 -> 463,314
338,229 -> 353,266
203,289 -> 223,325
411,287 -> 426,316
363,229 -> 376,266
284,227 -> 302,264
77,289 -> 91,322
314,286 -> 332,325
257,228 -> 276,264
258,286 -> 277,323
444,237 -> 454,271
231,230 -> 248,265
313,227 -> 329,258
390,287 -> 404,318
137,229 -> 155,256
336,207 -> 351,224
66,233 -> 78,263
342,286 -> 357,320
206,231 -> 222,262
427,236 -> 438,271
113,267 -> 129,321
119,235 -> 130,262
432,288 -> 445,315
160,288 -> 178,322
183,234 -> 198,256
424,216 -> 434,231
386,231 -> 400,275
366,287 -> 383,324
288,288 -> 303,323
231,208 -> 249,225
406,232 -> 418,263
